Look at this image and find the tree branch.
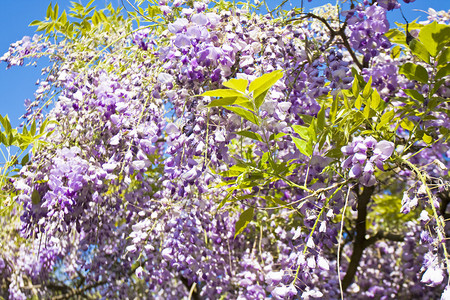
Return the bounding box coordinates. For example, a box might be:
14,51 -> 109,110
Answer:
342,185 -> 374,290
287,13 -> 365,70
364,231 -> 405,247
180,276 -> 201,300
50,280 -> 107,300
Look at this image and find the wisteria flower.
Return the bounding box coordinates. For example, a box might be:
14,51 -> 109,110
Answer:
341,137 -> 394,186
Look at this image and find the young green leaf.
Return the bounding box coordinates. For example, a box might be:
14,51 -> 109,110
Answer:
418,21 -> 450,57
292,125 -> 310,140
362,77 -> 373,99
207,97 -> 238,107
376,110 -> 395,131
399,63 -> 429,84
249,70 -> 283,94
21,154 -> 30,166
409,39 -> 430,63
235,131 -> 263,142
330,94 -> 338,124
222,78 -> 249,93
317,105 -> 325,132
32,189 -> 41,205
201,89 -> 244,98
400,118 -> 415,131
370,89 -> 381,111
423,133 -> 432,144
403,89 -> 425,102
385,28 -> 407,45
437,47 -> 450,66
436,64 -> 450,81
269,132 -> 286,141
223,106 -> 259,125
391,45 -> 402,59
234,208 -> 254,238
253,89 -> 268,110
292,136 -> 313,157
249,70 -> 283,109
30,120 -> 37,136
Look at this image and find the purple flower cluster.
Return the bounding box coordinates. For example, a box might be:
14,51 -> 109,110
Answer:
0,34 -> 49,69
341,137 -> 394,186
1,0 -> 449,299
344,4 -> 391,64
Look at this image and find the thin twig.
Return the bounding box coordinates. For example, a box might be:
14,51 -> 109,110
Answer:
338,185 -> 352,300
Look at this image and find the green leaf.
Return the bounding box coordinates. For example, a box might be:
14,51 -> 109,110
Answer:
423,133 -> 432,144
418,21 -> 450,57
53,3 -> 59,20
409,39 -> 430,63
260,152 -> 270,166
253,89 -> 268,110
207,97 -> 238,107
391,45 -> 402,59
292,136 -> 313,157
46,3 -> 53,19
0,132 -> 6,146
376,110 -> 395,131
234,98 -> 255,111
436,64 -> 450,80
201,89 -> 243,98
292,125 -> 310,140
32,189 -> 41,205
86,0 -> 95,9
223,106 -> 259,125
385,28 -> 406,45
400,118 -> 415,131
399,63 -> 429,84
403,89 -> 425,102
432,79 -> 446,96
269,132 -> 286,141
0,115 -> 11,135
8,133 -> 14,146
29,20 -> 42,26
363,101 -> 372,119
222,79 -> 248,93
30,120 -> 36,136
308,120 -> 318,142
362,77 -> 372,99
235,131 -> 263,142
263,195 -> 288,207
355,95 -> 363,110
326,147 -> 344,158
370,89 -> 381,111
437,47 -> 450,66
221,165 -> 247,177
330,94 -> 338,124
317,105 -> 325,132
21,154 -> 30,166
352,76 -> 360,96
234,208 -> 254,238
249,70 -> 283,106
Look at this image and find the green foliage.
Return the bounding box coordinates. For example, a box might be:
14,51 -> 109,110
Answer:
234,207 -> 254,238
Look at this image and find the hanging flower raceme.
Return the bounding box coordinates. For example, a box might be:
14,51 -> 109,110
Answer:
341,137 -> 394,186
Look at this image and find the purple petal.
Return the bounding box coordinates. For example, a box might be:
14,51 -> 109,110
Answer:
364,136 -> 377,148
363,161 -> 374,174
374,140 -> 394,159
174,34 -> 191,48
349,164 -> 362,178
191,13 -> 208,25
168,18 -> 188,34
360,173 -> 377,186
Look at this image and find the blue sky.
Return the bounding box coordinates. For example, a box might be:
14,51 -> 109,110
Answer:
1,0 -> 449,128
